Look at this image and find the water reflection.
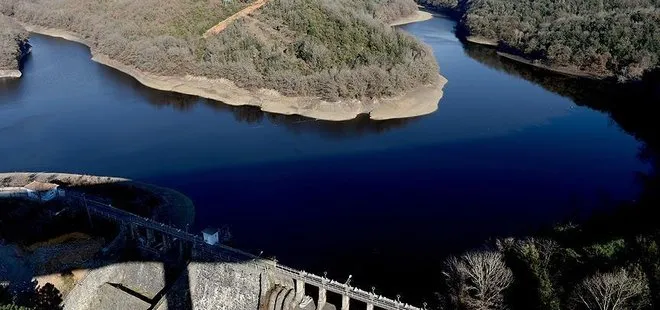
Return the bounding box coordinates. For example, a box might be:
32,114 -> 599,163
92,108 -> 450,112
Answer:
464,44 -> 660,225
96,62 -> 421,140
0,75 -> 22,98
463,43 -> 660,149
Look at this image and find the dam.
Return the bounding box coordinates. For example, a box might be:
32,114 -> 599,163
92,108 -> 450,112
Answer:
65,193 -> 424,310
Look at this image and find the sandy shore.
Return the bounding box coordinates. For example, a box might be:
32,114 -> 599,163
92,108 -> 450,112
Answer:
496,51 -> 610,80
0,69 -> 21,78
390,9 -> 434,27
465,36 -> 498,47
20,23 -> 447,121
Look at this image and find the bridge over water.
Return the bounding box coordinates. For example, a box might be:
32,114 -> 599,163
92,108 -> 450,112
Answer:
73,194 -> 424,310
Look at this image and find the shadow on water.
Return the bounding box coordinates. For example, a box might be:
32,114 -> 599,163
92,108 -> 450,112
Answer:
0,49 -> 32,95
463,40 -> 660,236
462,43 -> 660,148
462,41 -> 660,193
96,62 -> 423,140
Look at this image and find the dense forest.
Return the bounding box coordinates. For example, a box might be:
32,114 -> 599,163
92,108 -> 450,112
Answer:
0,0 -> 437,100
418,0 -> 660,81
0,15 -> 28,71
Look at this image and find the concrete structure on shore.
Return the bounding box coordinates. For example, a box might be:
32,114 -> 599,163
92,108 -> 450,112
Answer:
69,193 -> 424,310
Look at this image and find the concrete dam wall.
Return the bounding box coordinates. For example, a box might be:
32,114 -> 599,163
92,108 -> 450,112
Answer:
63,261 -> 314,310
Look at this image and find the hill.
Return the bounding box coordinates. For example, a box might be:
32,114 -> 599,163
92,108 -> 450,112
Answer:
0,0 -> 445,120
419,0 -> 660,81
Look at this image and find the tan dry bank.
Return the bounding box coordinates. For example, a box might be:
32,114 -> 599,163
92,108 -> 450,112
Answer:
20,21 -> 446,121
0,69 -> 21,78
389,8 -> 434,27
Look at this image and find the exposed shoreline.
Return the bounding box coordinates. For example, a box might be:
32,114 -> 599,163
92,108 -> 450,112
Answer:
0,69 -> 22,79
496,51 -> 610,80
389,8 -> 434,27
421,5 -> 616,81
465,36 -> 498,47
20,22 -> 447,121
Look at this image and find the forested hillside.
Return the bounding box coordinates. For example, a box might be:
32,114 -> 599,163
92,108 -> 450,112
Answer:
0,15 -> 28,72
0,0 -> 437,100
419,0 -> 660,80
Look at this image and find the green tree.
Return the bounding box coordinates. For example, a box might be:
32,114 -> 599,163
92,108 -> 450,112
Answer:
33,284 -> 62,310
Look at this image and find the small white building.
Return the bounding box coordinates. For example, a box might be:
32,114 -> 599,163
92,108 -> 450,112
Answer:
23,181 -> 63,202
202,227 -> 219,245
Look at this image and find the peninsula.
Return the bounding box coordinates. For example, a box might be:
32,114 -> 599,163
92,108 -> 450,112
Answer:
418,0 -> 660,81
0,0 -> 447,120
0,15 -> 29,78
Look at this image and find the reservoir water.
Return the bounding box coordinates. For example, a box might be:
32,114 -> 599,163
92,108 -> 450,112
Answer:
1,14 -> 655,303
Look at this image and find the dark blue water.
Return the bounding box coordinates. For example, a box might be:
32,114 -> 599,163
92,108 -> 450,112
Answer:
0,15 -> 650,302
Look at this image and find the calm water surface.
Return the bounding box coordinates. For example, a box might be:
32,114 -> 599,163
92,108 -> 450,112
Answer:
0,15 -> 650,302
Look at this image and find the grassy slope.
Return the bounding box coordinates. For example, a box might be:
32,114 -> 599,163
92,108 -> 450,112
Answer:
0,0 -> 437,100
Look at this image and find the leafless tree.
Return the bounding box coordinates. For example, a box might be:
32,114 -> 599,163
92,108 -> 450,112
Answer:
573,268 -> 649,310
443,251 -> 514,310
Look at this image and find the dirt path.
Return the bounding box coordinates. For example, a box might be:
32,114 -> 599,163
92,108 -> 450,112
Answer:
203,0 -> 269,38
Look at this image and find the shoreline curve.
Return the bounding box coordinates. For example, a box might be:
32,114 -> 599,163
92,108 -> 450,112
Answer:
465,36 -> 498,47
461,33 -> 610,80
390,9 -> 434,27
20,23 -> 447,122
496,51 -> 610,80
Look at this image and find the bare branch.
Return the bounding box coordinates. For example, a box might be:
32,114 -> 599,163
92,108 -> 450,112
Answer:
443,251 -> 513,310
573,268 -> 648,310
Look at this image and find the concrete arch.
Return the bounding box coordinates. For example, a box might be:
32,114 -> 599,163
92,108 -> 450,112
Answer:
274,287 -> 293,310
267,286 -> 285,310
281,287 -> 295,310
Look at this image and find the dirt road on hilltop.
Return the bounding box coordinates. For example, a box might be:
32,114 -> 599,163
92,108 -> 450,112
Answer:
203,0 -> 269,38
